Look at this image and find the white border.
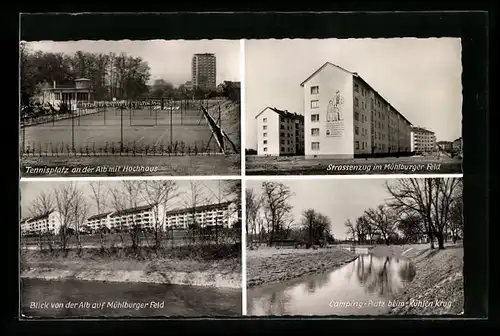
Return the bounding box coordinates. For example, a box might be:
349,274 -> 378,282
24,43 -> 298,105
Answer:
240,39 -> 246,177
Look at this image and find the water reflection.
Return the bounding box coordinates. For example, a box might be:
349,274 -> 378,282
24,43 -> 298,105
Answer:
248,254 -> 416,316
21,278 -> 241,318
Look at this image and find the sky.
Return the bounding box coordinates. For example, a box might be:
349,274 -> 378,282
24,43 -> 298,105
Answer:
25,40 -> 241,86
245,38 -> 463,149
246,179 -> 396,240
20,180 -> 237,219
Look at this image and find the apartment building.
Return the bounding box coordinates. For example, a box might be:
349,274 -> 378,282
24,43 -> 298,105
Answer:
191,53 -> 217,91
300,62 -> 412,158
411,127 -> 436,153
83,201 -> 237,232
453,137 -> 463,152
255,107 -> 305,156
164,201 -> 238,229
21,211 -> 62,236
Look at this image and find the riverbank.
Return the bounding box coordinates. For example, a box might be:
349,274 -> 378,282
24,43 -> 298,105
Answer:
371,243 -> 464,315
247,247 -> 357,288
21,249 -> 241,289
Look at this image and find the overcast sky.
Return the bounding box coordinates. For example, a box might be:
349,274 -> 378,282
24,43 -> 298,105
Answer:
246,179 -> 398,240
26,40 -> 240,86
20,180 -> 236,219
245,38 -> 462,149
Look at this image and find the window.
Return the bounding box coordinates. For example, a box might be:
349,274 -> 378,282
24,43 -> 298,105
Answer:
311,114 -> 320,122
311,100 -> 320,109
371,98 -> 374,108
355,112 -> 359,121
263,140 -> 267,144
311,142 -> 320,150
263,118 -> 267,123
281,140 -> 285,144
362,142 -> 365,150
280,125 -> 284,129
263,133 -> 267,137
287,140 -> 290,144
263,125 -> 267,130
263,147 -> 268,152
355,126 -> 359,135
354,84 -> 359,92
355,98 -> 359,107
311,128 -> 319,136
280,132 -> 285,137
311,86 -> 319,94
281,147 -> 285,152
356,141 -> 359,150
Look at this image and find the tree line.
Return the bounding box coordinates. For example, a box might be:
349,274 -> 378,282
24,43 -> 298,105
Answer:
24,180 -> 241,253
344,178 -> 463,250
246,182 -> 335,248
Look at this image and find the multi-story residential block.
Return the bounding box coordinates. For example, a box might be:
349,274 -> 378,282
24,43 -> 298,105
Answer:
21,211 -> 62,236
437,141 -> 453,152
300,62 -> 412,158
255,107 -> 305,156
191,53 -> 217,91
411,127 -> 436,153
82,201 -> 238,233
164,201 -> 238,229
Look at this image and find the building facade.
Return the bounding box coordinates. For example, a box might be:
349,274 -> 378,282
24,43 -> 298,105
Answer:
255,107 -> 305,156
300,62 -> 412,159
21,211 -> 63,236
437,141 -> 453,152
83,201 -> 238,233
40,78 -> 94,111
411,127 -> 436,153
164,201 -> 238,229
191,53 -> 217,91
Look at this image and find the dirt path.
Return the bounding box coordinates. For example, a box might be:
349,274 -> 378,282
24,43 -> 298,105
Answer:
247,247 -> 357,288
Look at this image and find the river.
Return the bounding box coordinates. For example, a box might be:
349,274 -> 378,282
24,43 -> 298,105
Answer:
248,254 -> 416,316
21,278 -> 241,318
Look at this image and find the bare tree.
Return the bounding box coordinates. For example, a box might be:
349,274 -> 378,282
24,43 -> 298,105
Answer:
447,180 -> 463,243
185,181 -> 204,244
53,182 -> 79,251
29,190 -> 55,251
302,209 -> 331,247
344,219 -> 356,243
140,180 -> 180,249
386,178 -> 462,249
108,181 -> 142,250
246,188 -> 261,247
88,181 -> 109,248
261,182 -> 294,246
72,188 -> 90,253
364,205 -> 397,246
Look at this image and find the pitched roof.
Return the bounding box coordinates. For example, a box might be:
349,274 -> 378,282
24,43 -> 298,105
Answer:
87,211 -> 113,221
164,201 -> 233,217
411,126 -> 435,134
300,61 -> 412,125
254,106 -> 304,120
111,204 -> 158,217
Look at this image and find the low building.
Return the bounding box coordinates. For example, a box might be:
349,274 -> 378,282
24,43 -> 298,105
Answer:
21,211 -> 63,236
255,107 -> 305,156
411,126 -> 436,153
40,78 -> 94,111
437,141 -> 453,152
300,62 -> 412,158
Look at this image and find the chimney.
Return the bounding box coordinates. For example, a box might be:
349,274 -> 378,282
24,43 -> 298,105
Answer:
53,80 -> 56,89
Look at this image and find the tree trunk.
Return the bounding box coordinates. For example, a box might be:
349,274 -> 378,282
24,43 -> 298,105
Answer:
436,231 -> 445,250
428,227 -> 435,249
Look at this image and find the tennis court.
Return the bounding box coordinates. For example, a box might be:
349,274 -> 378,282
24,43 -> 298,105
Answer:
20,105 -> 217,153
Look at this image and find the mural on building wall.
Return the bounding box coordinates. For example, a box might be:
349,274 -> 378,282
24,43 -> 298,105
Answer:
325,90 -> 345,137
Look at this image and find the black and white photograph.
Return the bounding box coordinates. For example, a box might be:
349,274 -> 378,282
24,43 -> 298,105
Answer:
245,38 -> 463,175
20,179 -> 242,318
20,40 -> 241,177
246,178 -> 464,316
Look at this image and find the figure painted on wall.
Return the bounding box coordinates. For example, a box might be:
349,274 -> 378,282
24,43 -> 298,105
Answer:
333,90 -> 344,121
326,100 -> 335,122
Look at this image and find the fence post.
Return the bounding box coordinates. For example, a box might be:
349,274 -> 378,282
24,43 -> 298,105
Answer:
71,101 -> 75,153
120,105 -> 124,154
170,99 -> 173,147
